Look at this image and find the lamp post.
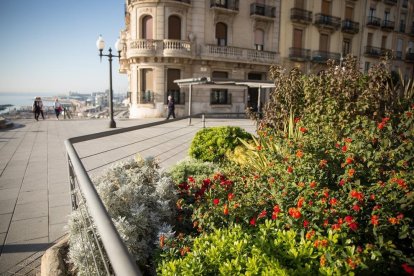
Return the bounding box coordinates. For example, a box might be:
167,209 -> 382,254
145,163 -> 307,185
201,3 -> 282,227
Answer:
96,35 -> 123,128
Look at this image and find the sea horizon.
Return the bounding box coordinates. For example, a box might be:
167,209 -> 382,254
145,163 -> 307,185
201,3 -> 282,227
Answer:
0,92 -> 66,113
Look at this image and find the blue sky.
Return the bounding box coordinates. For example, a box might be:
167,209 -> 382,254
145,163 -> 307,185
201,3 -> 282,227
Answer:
0,0 -> 128,95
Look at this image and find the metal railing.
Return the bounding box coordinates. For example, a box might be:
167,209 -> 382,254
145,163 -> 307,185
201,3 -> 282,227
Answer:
290,8 -> 312,23
289,47 -> 311,61
65,114 -> 252,275
366,16 -> 381,27
250,3 -> 276,18
314,13 -> 341,29
341,19 -> 360,34
311,50 -> 341,63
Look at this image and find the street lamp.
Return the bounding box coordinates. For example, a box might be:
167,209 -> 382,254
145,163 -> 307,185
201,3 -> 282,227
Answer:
96,35 -> 123,128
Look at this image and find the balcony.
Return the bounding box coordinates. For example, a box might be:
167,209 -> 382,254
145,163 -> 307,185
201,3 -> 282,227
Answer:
341,20 -> 360,34
384,0 -> 397,5
366,16 -> 381,28
314,13 -> 341,30
290,8 -> 312,24
210,0 -> 239,13
289,47 -> 311,61
128,39 -> 194,59
311,50 -> 341,63
406,52 -> 414,62
410,24 -> 414,36
364,46 -> 392,58
203,44 -> 277,64
250,3 -> 275,19
381,20 -> 395,31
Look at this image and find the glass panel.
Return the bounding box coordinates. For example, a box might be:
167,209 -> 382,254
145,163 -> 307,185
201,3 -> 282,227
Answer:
216,23 -> 227,46
168,16 -> 181,40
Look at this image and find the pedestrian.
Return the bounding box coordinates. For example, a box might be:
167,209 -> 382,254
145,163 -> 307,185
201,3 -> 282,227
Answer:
54,98 -> 62,120
166,95 -> 176,119
32,96 -> 44,121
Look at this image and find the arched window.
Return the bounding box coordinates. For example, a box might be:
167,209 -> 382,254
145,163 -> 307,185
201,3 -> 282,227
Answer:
168,16 -> 181,40
254,29 -> 264,51
216,22 -> 227,46
142,15 -> 153,39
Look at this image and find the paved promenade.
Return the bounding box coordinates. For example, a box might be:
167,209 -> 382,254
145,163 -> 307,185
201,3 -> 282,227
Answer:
0,116 -> 256,275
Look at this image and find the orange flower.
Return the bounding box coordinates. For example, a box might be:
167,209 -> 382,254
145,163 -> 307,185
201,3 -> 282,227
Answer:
371,215 -> 379,226
320,255 -> 326,267
319,159 -> 328,168
388,217 -> 398,225
296,150 -> 304,158
345,157 -> 353,164
228,193 -> 235,201
347,258 -> 357,269
299,127 -> 307,133
350,190 -> 364,201
287,166 -> 293,173
344,137 -> 352,143
348,168 -> 355,177
297,182 -> 305,188
310,181 -> 317,188
306,230 -> 315,240
297,197 -> 305,208
159,234 -> 165,248
223,204 -> 229,215
180,246 -> 190,256
288,207 -> 301,219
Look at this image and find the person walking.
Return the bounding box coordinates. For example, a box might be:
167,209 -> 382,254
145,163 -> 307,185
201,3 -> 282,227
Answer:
166,95 -> 176,119
32,96 -> 44,121
54,98 -> 62,120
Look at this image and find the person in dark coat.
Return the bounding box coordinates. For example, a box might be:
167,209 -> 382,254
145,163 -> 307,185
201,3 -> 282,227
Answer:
166,95 -> 176,119
32,96 -> 44,121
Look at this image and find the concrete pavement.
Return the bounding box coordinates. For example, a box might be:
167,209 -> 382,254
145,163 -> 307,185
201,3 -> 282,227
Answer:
0,116 -> 256,275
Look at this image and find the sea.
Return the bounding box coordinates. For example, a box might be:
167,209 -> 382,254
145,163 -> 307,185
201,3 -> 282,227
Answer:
0,92 -> 62,114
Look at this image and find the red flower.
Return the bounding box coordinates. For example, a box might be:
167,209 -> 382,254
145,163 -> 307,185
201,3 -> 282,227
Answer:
371,215 -> 379,226
306,230 -> 315,240
377,122 -> 386,130
344,137 -> 352,143
223,204 -> 229,215
258,210 -> 267,218
369,194 -> 375,201
402,263 -> 414,275
250,217 -> 256,226
348,222 -> 358,231
345,216 -> 354,223
257,145 -> 262,151
345,157 -> 353,164
350,190 -> 364,201
228,193 -> 234,201
352,204 -> 361,212
342,145 -> 347,152
268,177 -> 275,184
188,176 -> 195,183
213,198 -> 220,205
288,207 -> 301,219
287,166 -> 293,173
329,198 -> 338,206
348,168 -> 356,177
294,117 -> 301,123
299,127 -> 307,133
339,179 -> 346,186
310,181 -> 317,188
397,213 -> 404,220
332,224 -> 341,231
303,220 -> 309,228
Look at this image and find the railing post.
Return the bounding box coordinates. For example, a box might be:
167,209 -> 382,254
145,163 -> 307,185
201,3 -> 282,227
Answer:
202,114 -> 206,128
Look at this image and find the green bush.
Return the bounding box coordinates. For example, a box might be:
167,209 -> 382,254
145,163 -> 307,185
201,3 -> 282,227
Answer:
189,126 -> 252,162
168,158 -> 218,184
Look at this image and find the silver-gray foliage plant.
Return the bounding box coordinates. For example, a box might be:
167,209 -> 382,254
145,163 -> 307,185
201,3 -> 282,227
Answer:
68,155 -> 177,275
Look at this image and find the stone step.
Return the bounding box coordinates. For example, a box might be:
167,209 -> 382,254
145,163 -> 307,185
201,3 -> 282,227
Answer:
0,117 -> 14,129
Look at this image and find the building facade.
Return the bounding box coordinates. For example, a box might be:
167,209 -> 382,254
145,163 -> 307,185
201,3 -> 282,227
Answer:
119,0 -> 280,118
279,0 -> 414,79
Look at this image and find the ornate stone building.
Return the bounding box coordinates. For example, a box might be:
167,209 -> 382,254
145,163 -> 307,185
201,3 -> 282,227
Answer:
119,0 -> 280,118
279,0 -> 414,79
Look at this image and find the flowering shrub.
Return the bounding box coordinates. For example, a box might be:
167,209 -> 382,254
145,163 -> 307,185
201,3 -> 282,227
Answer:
168,158 -> 218,184
68,156 -> 177,275
158,104 -> 414,274
189,126 -> 252,162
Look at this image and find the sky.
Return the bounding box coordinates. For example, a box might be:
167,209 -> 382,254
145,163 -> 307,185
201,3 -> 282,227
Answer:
0,0 -> 128,95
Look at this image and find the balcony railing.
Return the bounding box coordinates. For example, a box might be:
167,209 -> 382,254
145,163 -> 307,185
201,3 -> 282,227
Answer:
289,47 -> 311,61
342,20 -> 360,34
172,0 -> 191,3
210,0 -> 239,11
128,39 -> 194,58
381,20 -> 395,31
203,44 -> 277,64
311,50 -> 341,63
366,16 -> 381,28
364,46 -> 392,58
314,13 -> 341,30
384,0 -> 397,5
403,0 -> 408,8
406,52 -> 414,62
290,8 -> 312,24
250,3 -> 276,18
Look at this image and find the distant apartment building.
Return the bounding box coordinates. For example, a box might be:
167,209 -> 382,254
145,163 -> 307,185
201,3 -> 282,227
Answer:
279,0 -> 414,80
119,0 -> 280,118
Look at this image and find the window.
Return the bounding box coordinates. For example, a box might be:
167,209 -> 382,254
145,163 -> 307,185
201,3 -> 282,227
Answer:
216,22 -> 227,46
321,0 -> 331,14
293,28 -> 303,49
384,11 -> 390,21
214,0 -> 227,8
141,69 -> 153,103
369,8 -> 375,17
166,69 -> 181,104
211,71 -> 229,105
168,16 -> 181,40
367,33 -> 373,46
255,29 -> 264,51
381,36 -> 387,49
345,6 -> 353,20
342,38 -> 351,56
142,15 -> 153,39
319,33 -> 329,52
